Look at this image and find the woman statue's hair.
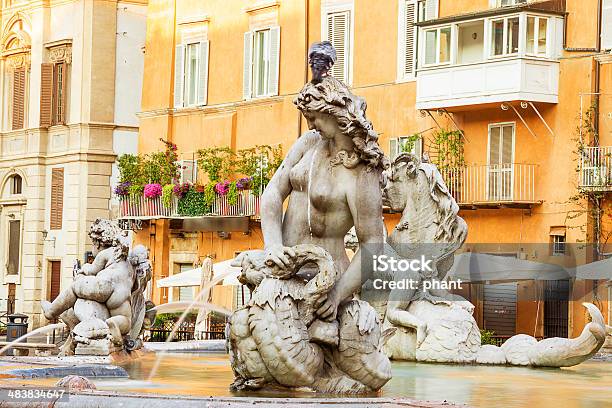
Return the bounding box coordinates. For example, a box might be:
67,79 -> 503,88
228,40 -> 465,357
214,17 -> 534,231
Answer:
294,70 -> 389,173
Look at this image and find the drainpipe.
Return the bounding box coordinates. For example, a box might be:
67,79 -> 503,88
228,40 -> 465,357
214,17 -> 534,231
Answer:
297,0 -> 310,138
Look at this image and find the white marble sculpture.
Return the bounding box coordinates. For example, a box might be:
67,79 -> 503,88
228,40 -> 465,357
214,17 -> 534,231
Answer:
228,42 -> 392,393
379,153 -> 607,367
41,219 -> 152,356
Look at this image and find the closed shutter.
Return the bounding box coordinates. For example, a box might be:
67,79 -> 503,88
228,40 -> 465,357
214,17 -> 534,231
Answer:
12,68 -> 25,130
326,11 -> 350,83
243,32 -> 253,99
49,261 -> 62,301
50,168 -> 64,230
197,41 -> 209,106
602,0 -> 612,50
483,282 -> 517,336
174,44 -> 185,108
40,63 -> 54,127
400,1 -> 417,77
267,26 -> 281,96
488,124 -> 514,200
424,0 -> 439,21
7,220 -> 21,275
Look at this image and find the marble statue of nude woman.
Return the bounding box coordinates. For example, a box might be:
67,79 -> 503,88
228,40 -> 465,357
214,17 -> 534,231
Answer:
227,42 -> 393,393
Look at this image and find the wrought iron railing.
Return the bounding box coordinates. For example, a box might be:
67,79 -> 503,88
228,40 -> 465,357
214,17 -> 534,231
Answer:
442,163 -> 538,205
579,146 -> 612,191
118,190 -> 261,219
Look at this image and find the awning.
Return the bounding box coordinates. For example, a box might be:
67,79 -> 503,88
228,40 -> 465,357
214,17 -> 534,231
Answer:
569,257 -> 612,281
445,252 -> 570,283
157,258 -> 242,288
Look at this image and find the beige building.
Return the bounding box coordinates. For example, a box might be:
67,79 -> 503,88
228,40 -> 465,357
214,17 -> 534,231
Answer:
0,0 -> 147,329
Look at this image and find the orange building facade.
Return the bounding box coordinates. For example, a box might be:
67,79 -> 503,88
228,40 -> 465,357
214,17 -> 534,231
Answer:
131,0 -> 612,339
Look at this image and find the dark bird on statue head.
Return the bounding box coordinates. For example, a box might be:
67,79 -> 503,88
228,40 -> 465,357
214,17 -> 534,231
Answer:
308,41 -> 337,84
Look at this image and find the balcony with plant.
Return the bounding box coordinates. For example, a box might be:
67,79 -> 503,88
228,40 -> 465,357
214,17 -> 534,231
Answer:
114,140 -> 282,219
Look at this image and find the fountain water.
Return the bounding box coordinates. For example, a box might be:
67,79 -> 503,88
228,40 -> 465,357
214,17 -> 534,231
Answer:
146,268 -> 239,381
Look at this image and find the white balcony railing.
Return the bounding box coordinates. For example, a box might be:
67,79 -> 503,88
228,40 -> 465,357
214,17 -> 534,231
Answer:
442,163 -> 538,206
118,190 -> 261,219
580,146 -> 612,191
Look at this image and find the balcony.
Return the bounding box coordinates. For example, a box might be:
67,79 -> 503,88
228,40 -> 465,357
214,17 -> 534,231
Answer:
118,191 -> 261,219
442,163 -> 540,209
579,146 -> 612,192
415,7 -> 563,111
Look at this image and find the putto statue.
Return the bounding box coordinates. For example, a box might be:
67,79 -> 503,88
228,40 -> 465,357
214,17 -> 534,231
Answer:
41,219 -> 153,356
228,42 -> 392,393
379,154 -> 607,366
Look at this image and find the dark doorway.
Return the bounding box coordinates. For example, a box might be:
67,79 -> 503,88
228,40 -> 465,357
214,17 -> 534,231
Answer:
7,283 -> 15,315
544,280 -> 569,338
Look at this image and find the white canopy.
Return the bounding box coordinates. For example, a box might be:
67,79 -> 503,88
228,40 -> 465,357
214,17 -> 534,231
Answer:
445,252 -> 570,283
569,257 -> 612,281
157,258 -> 241,288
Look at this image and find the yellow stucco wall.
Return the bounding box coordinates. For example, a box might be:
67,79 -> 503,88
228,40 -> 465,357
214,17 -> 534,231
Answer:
137,0 -> 610,336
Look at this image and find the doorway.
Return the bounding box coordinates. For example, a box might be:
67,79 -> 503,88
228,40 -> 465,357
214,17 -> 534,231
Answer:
543,280 -> 569,338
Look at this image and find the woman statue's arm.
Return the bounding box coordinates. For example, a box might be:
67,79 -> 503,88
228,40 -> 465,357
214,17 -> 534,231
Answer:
261,131 -> 319,267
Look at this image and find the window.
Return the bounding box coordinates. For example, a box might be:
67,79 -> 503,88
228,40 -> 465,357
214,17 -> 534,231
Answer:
180,159 -> 198,184
390,136 -> 423,160
7,220 -> 21,275
50,168 -> 64,230
551,235 -> 566,256
603,0 -> 612,50
40,62 -> 68,126
496,0 -> 527,6
324,10 -> 352,83
243,27 -> 280,99
418,0 -> 438,21
174,41 -> 209,108
490,17 -> 520,56
12,68 -> 25,130
487,123 -> 514,200
526,16 -> 548,56
398,0 -> 417,79
10,175 -> 22,195
423,26 -> 452,65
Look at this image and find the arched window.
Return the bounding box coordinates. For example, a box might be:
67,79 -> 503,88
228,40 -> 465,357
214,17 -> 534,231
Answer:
10,174 -> 22,194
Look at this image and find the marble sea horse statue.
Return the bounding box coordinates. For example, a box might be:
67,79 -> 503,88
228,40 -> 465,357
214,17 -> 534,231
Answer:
227,42 -> 393,393
379,153 -> 607,367
41,219 -> 153,356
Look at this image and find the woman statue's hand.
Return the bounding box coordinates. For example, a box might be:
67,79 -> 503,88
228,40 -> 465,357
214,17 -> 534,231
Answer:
264,244 -> 296,269
315,292 -> 339,321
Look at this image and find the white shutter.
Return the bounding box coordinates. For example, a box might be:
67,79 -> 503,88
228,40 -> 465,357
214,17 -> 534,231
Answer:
267,26 -> 280,96
174,44 -> 185,108
424,0 -> 439,21
243,32 -> 253,99
197,41 -> 209,106
390,138 -> 398,160
180,160 -> 198,184
400,1 -> 416,78
327,11 -> 350,83
602,0 -> 612,50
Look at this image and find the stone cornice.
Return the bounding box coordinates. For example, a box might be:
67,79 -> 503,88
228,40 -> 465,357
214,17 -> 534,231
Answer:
138,96 -> 287,119
0,151 -> 117,166
245,1 -> 280,14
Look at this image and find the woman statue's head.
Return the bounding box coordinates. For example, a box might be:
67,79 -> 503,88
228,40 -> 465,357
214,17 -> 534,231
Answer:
294,75 -> 389,172
294,42 -> 389,172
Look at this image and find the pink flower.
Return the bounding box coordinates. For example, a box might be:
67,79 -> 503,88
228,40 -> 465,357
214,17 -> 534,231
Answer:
144,183 -> 163,199
214,181 -> 230,196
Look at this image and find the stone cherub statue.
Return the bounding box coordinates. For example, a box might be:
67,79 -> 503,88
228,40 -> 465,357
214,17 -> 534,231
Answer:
41,219 -> 153,356
227,42 -> 392,393
378,153 -> 607,366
